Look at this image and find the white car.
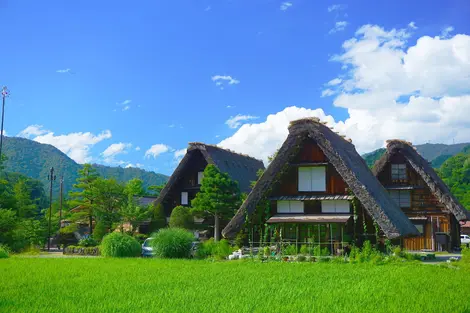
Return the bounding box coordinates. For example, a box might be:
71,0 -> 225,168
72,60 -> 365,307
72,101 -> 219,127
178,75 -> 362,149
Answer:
461,235 -> 470,245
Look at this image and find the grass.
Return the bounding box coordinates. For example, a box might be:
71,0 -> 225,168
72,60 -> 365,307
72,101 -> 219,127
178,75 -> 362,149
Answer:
1,258 -> 470,313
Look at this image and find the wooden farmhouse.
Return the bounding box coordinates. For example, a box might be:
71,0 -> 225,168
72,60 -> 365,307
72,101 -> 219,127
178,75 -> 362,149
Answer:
372,140 -> 469,252
222,118 -> 418,254
153,142 -> 265,231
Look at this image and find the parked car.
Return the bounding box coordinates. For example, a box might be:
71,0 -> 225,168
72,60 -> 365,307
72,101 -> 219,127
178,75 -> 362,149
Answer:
461,235 -> 470,245
141,237 -> 155,257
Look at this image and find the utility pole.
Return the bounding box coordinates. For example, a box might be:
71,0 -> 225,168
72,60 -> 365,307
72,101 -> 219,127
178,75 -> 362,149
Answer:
47,167 -> 56,252
59,176 -> 63,229
0,86 -> 9,161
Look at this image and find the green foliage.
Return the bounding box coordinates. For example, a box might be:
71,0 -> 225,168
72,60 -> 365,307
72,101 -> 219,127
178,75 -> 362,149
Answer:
0,244 -> 9,258
92,220 -> 110,242
150,228 -> 194,259
78,237 -> 98,247
169,206 -> 193,229
10,219 -> 45,252
461,247 -> 470,263
148,203 -> 167,232
196,238 -> 232,260
312,246 -> 330,257
147,184 -> 166,196
363,148 -> 386,168
234,229 -> 247,247
91,177 -> 126,227
100,232 -> 141,258
283,244 -> 297,256
438,148 -> 470,209
299,244 -> 309,255
191,165 -> 242,240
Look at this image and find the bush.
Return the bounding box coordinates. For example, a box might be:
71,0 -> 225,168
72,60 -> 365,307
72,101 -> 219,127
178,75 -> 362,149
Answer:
151,228 -> 194,259
78,237 -> 98,247
148,203 -> 167,233
0,245 -> 9,258
462,247 -> 470,263
100,232 -> 141,258
93,220 -> 110,242
133,233 -> 148,244
169,206 -> 194,229
214,239 -> 232,260
300,245 -> 309,255
283,244 -> 297,256
196,238 -> 217,259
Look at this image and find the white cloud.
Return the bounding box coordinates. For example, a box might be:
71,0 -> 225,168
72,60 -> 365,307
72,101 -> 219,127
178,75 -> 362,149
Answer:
135,146 -> 141,151
441,26 -> 454,38
122,105 -> 130,111
327,78 -> 342,86
117,99 -> 132,111
168,124 -> 175,128
56,68 -> 71,73
220,24 -> 470,163
226,105 -> 235,109
329,21 -> 348,34
211,75 -> 240,89
321,89 -> 336,97
120,100 -> 131,105
145,144 -> 170,159
328,4 -> 346,12
18,125 -> 112,163
225,114 -> 259,129
101,142 -> 132,163
174,148 -> 186,162
204,5 -> 211,11
17,125 -> 49,138
280,2 -> 292,11
408,21 -> 417,29
125,163 -> 144,169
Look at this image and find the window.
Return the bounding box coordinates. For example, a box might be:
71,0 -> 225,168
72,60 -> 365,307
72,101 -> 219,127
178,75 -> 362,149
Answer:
414,224 -> 424,235
391,163 -> 407,180
389,190 -> 411,208
181,192 -> 188,205
277,201 -> 304,213
298,166 -> 326,192
321,200 -> 350,213
197,172 -> 204,185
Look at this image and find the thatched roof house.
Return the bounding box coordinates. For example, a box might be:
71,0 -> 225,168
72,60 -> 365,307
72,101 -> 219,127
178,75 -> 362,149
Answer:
153,142 -> 265,210
222,118 -> 419,239
372,140 -> 468,221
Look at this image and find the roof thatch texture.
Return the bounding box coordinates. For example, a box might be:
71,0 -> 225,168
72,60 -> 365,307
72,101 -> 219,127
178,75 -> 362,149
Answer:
222,118 -> 419,239
153,142 -> 265,207
372,140 -> 468,221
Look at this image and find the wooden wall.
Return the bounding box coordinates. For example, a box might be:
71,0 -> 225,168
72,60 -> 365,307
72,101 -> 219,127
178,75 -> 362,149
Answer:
271,139 -> 348,197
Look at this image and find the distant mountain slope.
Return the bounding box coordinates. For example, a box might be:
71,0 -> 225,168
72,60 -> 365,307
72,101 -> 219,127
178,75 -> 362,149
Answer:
363,142 -> 470,168
2,136 -> 169,197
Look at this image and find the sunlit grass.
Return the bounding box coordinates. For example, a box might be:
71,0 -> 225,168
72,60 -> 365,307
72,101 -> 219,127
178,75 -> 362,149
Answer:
1,258 -> 469,313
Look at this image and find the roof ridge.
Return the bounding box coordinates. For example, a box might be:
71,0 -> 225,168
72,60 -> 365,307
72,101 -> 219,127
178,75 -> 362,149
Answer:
188,142 -> 263,163
289,117 -> 353,144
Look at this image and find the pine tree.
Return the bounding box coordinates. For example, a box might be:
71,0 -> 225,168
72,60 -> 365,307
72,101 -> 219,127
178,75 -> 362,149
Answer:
68,164 -> 99,236
191,165 -> 241,241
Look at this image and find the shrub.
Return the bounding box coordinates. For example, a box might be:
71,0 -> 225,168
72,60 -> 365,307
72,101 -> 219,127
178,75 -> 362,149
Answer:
169,206 -> 194,229
283,244 -> 297,256
133,233 -> 148,244
214,239 -> 232,260
299,244 -> 309,255
234,229 -> 247,247
296,255 -> 307,262
151,228 -> 194,259
0,245 -> 9,258
195,238 -> 232,260
462,247 -> 470,263
263,246 -> 270,257
148,203 -> 167,233
93,221 -> 110,242
78,237 -> 98,247
196,238 -> 217,259
100,232 -> 141,258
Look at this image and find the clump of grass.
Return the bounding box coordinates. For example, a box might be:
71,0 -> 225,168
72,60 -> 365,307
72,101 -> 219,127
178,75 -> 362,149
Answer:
151,228 -> 194,259
0,244 -> 9,258
100,232 -> 141,258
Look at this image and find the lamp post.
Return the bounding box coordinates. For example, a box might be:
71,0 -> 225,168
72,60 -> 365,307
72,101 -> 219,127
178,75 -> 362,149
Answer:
47,167 -> 56,252
0,86 -> 9,161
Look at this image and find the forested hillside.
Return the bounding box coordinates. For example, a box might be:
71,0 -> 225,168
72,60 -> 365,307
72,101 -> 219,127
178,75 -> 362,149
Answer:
2,136 -> 168,196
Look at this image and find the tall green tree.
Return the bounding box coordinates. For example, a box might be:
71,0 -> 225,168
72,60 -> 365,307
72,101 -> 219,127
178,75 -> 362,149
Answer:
68,164 -> 99,235
91,178 -> 126,233
147,183 -> 166,196
13,178 -> 38,219
191,165 -> 241,241
121,179 -> 150,234
148,203 -> 167,232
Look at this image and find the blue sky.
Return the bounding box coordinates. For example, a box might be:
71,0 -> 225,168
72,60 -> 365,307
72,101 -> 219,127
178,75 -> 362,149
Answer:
2,0 -> 470,175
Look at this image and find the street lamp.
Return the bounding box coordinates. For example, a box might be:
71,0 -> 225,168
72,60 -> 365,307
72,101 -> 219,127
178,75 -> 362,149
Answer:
47,167 -> 56,252
0,86 -> 9,162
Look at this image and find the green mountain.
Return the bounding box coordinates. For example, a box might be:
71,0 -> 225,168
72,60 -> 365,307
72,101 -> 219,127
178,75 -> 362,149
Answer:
363,143 -> 470,168
2,136 -> 169,197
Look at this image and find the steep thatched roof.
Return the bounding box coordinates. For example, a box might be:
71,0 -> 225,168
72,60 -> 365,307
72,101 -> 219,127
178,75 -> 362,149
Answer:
372,140 -> 468,221
153,142 -> 265,207
222,118 -> 419,239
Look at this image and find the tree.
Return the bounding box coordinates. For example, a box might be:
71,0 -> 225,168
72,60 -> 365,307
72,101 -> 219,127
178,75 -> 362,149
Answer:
91,178 -> 125,235
13,178 -> 38,219
148,203 -> 167,232
147,183 -> 166,196
121,179 -> 150,234
68,164 -> 99,235
191,165 -> 241,241
169,206 -> 193,229
124,178 -> 145,196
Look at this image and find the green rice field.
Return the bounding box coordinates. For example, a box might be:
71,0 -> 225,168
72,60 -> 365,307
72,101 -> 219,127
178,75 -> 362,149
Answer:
1,258 -> 469,313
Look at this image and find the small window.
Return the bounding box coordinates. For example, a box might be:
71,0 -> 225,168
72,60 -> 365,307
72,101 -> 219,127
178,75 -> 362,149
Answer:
298,166 -> 326,192
277,201 -> 304,213
321,200 -> 350,213
181,192 -> 188,205
391,164 -> 407,180
389,190 -> 411,208
197,172 -> 204,185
